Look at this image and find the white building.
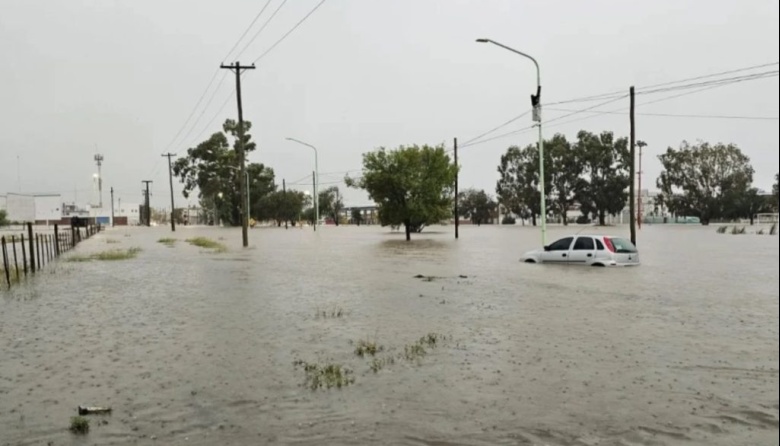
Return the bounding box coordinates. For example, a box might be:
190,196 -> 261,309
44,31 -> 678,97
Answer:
0,193 -> 63,224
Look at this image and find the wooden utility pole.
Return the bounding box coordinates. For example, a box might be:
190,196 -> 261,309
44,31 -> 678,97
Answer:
220,61 -> 255,247
629,86 -> 637,245
283,178 -> 288,229
454,137 -> 459,239
142,180 -> 153,227
161,153 -> 177,232
110,187 -> 115,227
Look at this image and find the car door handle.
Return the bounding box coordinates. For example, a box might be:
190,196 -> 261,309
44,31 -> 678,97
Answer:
562,253 -> 567,257
587,253 -> 592,257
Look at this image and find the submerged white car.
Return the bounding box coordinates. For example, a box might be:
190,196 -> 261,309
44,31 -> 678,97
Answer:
522,235 -> 640,266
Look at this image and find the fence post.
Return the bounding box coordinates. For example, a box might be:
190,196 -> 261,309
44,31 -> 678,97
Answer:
21,234 -> 27,275
36,234 -> 41,270
2,236 -> 10,288
27,223 -> 35,274
54,224 -> 60,257
12,235 -> 19,281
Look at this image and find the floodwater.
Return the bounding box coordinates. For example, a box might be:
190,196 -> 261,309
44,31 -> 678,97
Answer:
1,224 -> 778,446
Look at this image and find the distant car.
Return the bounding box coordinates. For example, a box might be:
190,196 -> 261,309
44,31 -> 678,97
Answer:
521,235 -> 639,266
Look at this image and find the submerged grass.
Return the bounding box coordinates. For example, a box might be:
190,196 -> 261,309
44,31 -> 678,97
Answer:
104,238 -> 121,244
67,247 -> 141,262
315,307 -> 345,319
771,223 -> 778,236
715,225 -> 728,234
69,416 -> 89,434
186,237 -> 227,252
293,360 -> 355,390
403,333 -> 447,361
354,339 -> 382,357
157,237 -> 177,247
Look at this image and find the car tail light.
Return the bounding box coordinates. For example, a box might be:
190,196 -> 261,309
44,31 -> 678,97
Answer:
603,237 -> 616,253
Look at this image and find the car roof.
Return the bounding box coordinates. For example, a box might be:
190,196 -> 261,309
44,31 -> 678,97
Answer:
559,235 -> 624,238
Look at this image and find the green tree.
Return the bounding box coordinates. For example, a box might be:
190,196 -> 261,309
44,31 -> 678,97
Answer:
725,187 -> 772,225
0,209 -> 8,227
351,208 -> 364,226
260,189 -> 307,226
346,144 -> 458,240
496,145 -> 548,226
547,134 -> 582,225
172,120 -> 275,226
574,131 -> 630,226
318,186 -> 344,226
657,141 -> 754,225
458,188 -> 496,226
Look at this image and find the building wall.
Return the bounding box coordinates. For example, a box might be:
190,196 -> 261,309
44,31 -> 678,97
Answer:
4,193 -> 35,222
34,195 -> 62,223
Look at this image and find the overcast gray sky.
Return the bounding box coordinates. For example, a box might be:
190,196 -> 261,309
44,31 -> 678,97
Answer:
1,0 -> 778,209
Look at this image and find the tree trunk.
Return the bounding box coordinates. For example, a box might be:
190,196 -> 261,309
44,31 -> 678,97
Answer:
531,214 -> 537,226
404,220 -> 411,241
749,214 -> 755,225
598,210 -> 606,226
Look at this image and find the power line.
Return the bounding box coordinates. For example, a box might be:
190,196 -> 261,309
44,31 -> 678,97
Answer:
460,64 -> 779,150
543,61 -> 779,106
546,107 -> 779,121
252,0 -> 328,64
223,0 -> 275,62
235,0 -> 288,60
639,61 -> 779,90
638,70 -> 779,95
461,110 -> 532,146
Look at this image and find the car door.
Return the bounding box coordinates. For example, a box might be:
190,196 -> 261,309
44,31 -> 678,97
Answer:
540,237 -> 573,263
569,236 -> 596,264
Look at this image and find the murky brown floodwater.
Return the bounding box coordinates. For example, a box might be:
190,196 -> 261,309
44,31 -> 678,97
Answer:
1,224 -> 778,445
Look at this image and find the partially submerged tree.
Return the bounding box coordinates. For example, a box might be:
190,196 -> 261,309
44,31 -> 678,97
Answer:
458,188 -> 496,226
496,145 -> 547,226
657,141 -> 754,225
346,144 -> 458,240
318,186 -> 344,226
351,208 -> 364,226
574,131 -> 630,226
172,120 -> 275,226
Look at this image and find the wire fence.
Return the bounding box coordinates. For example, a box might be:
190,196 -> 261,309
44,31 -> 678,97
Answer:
1,223 -> 102,290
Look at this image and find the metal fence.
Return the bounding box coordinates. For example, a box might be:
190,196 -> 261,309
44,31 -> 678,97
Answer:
1,223 -> 101,289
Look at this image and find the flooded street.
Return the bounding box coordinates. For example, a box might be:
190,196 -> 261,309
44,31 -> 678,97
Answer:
1,224 -> 778,445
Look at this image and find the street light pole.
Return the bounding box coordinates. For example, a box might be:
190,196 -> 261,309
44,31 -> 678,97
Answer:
285,138 -> 319,229
476,38 -> 546,245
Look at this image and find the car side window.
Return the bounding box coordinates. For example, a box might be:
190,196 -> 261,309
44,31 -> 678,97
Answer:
548,237 -> 573,251
573,237 -> 595,250
595,239 -> 605,250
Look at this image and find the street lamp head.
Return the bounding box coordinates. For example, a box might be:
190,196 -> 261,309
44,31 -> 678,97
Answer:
476,38 -> 489,43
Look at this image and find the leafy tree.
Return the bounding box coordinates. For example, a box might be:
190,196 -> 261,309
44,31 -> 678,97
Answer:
0,209 -> 8,226
574,131 -> 630,226
351,208 -> 364,226
172,120 -> 275,226
346,144 -> 458,240
496,145 -> 548,226
656,141 -> 754,225
458,188 -> 496,226
725,187 -> 772,225
260,189 -> 307,226
318,186 -> 344,226
547,134 -> 581,225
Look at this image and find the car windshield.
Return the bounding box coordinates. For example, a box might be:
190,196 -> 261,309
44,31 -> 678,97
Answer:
610,238 -> 638,253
